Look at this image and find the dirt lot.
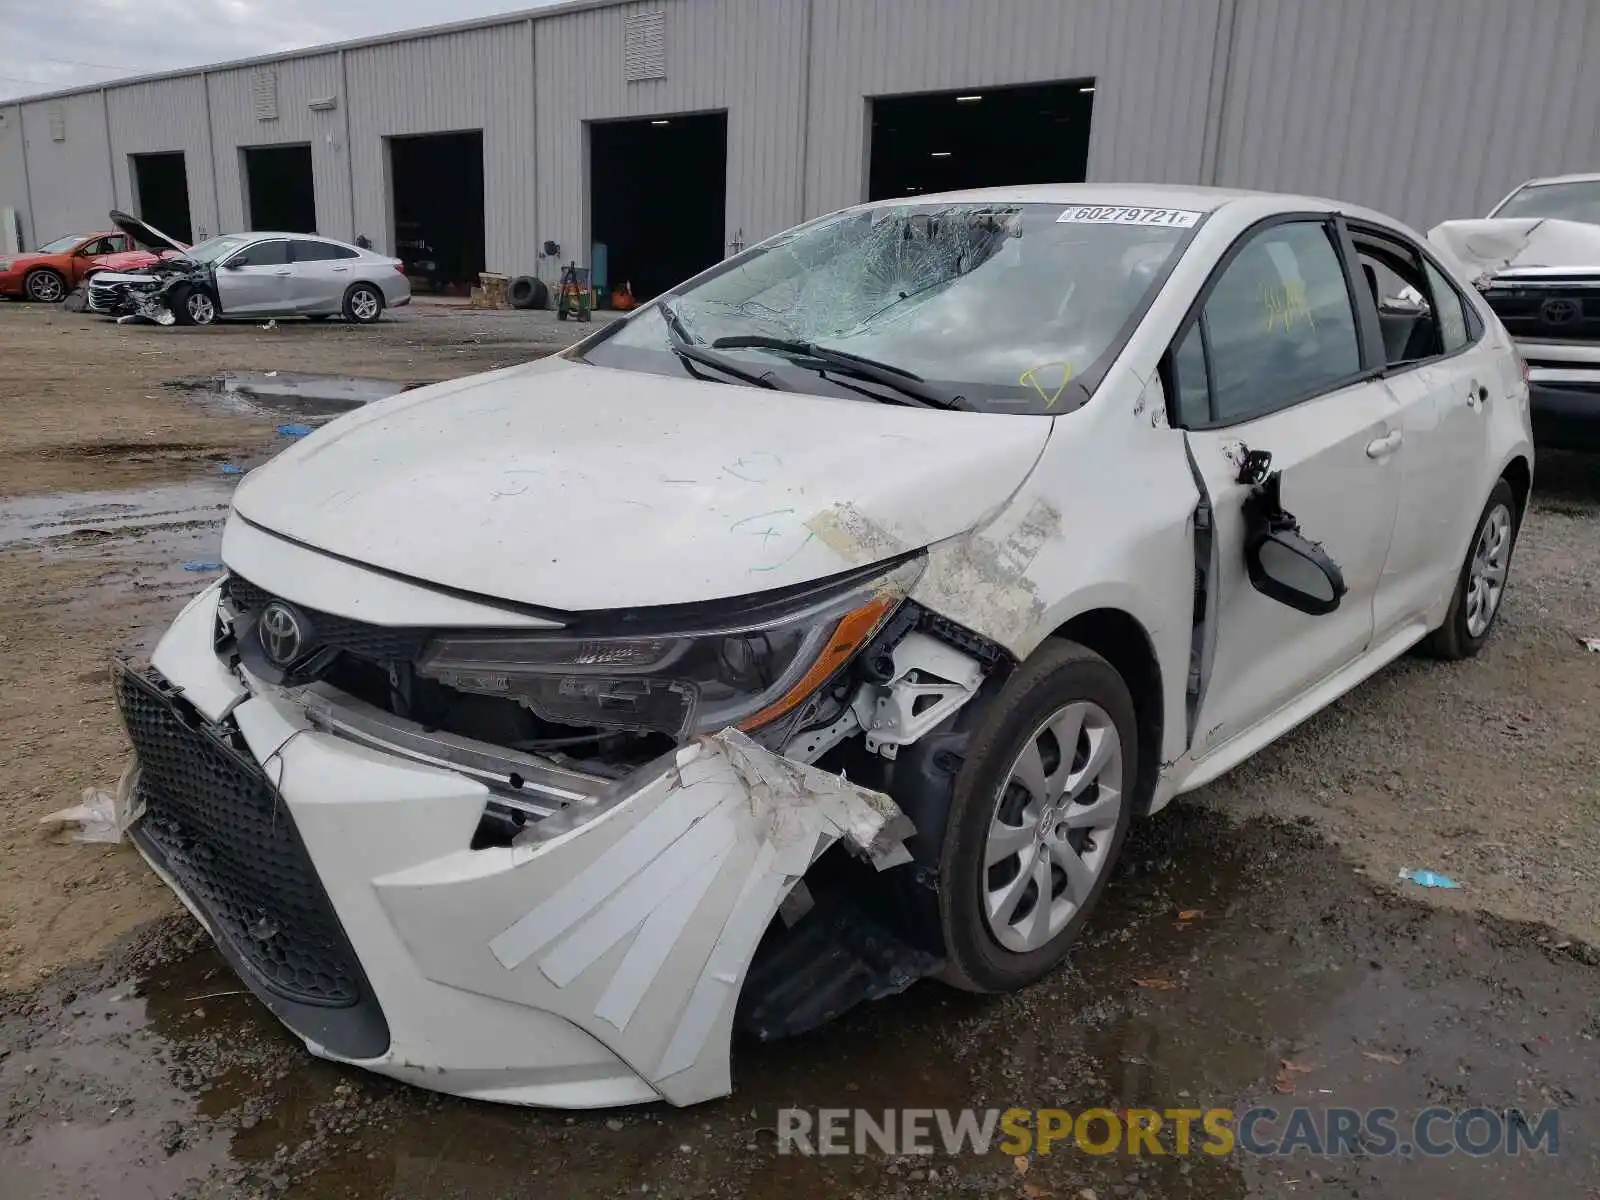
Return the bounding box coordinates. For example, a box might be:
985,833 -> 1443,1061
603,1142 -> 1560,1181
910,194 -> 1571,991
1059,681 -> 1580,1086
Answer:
0,298 -> 1598,1198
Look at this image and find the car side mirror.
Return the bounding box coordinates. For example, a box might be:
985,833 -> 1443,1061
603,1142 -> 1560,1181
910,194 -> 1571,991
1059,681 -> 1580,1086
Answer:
1246,527 -> 1345,615
222,260 -> 241,269
1241,463 -> 1347,616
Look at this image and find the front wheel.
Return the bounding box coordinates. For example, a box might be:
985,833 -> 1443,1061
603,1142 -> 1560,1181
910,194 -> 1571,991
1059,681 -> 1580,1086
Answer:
171,285 -> 218,326
1420,479 -> 1519,660
938,639 -> 1136,993
343,284 -> 383,324
25,268 -> 66,303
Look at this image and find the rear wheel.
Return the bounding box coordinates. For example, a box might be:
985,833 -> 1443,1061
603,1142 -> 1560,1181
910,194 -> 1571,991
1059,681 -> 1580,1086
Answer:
938,640 -> 1136,993
343,284 -> 383,324
1421,478 -> 1518,660
25,268 -> 66,303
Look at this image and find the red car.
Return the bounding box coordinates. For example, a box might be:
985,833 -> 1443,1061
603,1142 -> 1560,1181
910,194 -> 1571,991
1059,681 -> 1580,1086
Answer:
0,211 -> 186,303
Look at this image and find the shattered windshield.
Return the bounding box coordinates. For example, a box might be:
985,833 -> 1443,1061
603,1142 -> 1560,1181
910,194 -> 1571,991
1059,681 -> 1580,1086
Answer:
180,235 -> 250,264
1493,181 -> 1600,225
577,202 -> 1199,413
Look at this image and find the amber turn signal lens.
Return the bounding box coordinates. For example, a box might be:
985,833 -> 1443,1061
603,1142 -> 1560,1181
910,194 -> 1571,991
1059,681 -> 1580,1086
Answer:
737,592 -> 900,732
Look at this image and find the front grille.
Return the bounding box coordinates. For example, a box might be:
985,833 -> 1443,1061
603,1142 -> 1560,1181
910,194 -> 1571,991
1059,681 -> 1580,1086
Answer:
1484,284 -> 1600,342
116,665 -> 365,1007
226,575 -> 433,664
87,279 -> 128,312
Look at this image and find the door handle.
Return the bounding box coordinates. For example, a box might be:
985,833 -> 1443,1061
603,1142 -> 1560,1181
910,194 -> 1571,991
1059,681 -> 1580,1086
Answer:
273,269 -> 292,276
331,266 -> 349,272
1365,431 -> 1402,459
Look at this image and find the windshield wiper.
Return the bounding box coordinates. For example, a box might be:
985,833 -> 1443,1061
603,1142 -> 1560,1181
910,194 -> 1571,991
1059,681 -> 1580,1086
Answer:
708,336 -> 972,410
657,300 -> 785,391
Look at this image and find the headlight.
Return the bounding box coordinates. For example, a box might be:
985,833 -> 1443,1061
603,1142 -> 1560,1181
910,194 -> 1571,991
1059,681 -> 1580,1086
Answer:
416,558 -> 922,739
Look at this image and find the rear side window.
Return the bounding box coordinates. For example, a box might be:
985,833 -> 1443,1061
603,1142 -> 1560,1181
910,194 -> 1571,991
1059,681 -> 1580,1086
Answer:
1425,260 -> 1470,353
227,240 -> 290,267
1198,221 -> 1362,423
292,240 -> 358,262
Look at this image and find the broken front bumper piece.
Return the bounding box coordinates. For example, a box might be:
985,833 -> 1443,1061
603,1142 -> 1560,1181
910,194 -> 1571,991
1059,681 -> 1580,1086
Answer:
113,585 -> 917,1108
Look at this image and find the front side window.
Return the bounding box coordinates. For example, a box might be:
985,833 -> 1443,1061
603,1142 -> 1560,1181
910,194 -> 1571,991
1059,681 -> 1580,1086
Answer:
1202,221 -> 1361,423
226,240 -> 290,268
578,202 -> 1200,413
1492,180 -> 1600,224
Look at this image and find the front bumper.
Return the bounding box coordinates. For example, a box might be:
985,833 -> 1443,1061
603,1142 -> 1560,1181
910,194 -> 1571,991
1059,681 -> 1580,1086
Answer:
115,583 -> 910,1108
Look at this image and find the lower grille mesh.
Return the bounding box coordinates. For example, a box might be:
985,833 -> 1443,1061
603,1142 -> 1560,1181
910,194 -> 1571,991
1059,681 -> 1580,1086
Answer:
116,666 -> 362,1006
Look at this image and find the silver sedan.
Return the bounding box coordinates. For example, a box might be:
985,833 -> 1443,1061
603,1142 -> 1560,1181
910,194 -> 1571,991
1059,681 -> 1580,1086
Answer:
87,231 -> 412,325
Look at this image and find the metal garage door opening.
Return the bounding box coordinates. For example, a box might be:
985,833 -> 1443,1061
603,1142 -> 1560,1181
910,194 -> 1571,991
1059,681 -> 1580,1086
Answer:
389,131 -> 485,292
243,144 -> 316,233
868,80 -> 1095,201
130,152 -> 193,244
589,112 -> 727,305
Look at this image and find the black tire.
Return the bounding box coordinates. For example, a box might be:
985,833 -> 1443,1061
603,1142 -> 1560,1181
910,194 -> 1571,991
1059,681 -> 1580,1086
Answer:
170,285 -> 218,326
529,278 -> 549,310
557,307 -> 568,321
25,268 -> 67,303
343,284 -> 384,324
509,275 -> 540,309
1420,478 -> 1519,660
937,639 -> 1137,993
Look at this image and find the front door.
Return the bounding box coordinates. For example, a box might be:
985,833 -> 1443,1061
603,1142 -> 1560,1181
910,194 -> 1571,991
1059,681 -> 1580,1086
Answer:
1168,217 -> 1402,760
215,238 -> 293,315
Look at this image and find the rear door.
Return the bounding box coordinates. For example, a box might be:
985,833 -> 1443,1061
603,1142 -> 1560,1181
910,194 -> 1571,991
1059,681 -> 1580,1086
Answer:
1346,223 -> 1492,639
1172,216 -> 1402,760
288,239 -> 358,312
215,238 -> 293,315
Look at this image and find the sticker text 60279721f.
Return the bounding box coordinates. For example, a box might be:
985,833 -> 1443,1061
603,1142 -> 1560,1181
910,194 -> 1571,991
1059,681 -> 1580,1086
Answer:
1056,206 -> 1203,228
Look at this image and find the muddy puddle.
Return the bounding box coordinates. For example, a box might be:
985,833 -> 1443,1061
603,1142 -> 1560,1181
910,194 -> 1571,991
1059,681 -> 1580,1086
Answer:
0,481 -> 235,651
167,372 -> 419,424
2,807 -> 1595,1199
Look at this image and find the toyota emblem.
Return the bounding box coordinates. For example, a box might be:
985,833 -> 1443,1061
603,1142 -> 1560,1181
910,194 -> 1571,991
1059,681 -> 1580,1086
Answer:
1541,297 -> 1578,326
258,602 -> 307,666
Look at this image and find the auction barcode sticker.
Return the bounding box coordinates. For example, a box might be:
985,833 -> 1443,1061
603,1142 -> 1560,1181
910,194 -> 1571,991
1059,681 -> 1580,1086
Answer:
1057,205 -> 1203,227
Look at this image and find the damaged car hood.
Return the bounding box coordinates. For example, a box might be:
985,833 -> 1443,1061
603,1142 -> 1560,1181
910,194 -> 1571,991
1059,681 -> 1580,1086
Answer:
109,209 -> 188,254
229,358 -> 1052,611
1428,217 -> 1600,281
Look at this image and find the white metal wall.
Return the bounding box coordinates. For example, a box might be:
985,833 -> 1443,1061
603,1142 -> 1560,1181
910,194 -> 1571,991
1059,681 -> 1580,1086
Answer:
16,91 -> 113,241
4,0 -> 1599,262
0,105 -> 30,247
344,24 -> 537,272
534,0 -> 808,273
803,0 -> 1226,217
106,76 -> 218,240
206,54 -> 352,239
1212,0 -> 1600,230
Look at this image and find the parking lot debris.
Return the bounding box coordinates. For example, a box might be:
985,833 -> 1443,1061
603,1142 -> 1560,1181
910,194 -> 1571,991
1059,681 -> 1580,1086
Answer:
1398,868 -> 1462,889
219,463 -> 245,475
276,423 -> 314,438
1581,636 -> 1600,653
181,560 -> 224,572
38,788 -> 120,844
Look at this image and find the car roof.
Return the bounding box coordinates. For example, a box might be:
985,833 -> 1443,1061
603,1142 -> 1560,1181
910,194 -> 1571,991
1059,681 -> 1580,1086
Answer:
242,232 -> 351,243
855,181 -> 1390,221
1509,172 -> 1600,189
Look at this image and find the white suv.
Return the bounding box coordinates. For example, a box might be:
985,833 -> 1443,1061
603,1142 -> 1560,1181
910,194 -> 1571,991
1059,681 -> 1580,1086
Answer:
116,184 -> 1532,1109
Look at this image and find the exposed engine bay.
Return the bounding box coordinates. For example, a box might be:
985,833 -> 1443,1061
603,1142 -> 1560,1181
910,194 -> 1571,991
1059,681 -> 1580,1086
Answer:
88,258 -> 217,324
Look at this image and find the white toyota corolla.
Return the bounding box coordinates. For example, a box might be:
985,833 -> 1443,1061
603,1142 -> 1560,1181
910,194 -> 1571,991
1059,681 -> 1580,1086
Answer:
115,184 -> 1532,1109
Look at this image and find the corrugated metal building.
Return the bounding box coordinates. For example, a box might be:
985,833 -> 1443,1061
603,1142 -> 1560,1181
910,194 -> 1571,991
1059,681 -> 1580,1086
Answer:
2,0 -> 1598,288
